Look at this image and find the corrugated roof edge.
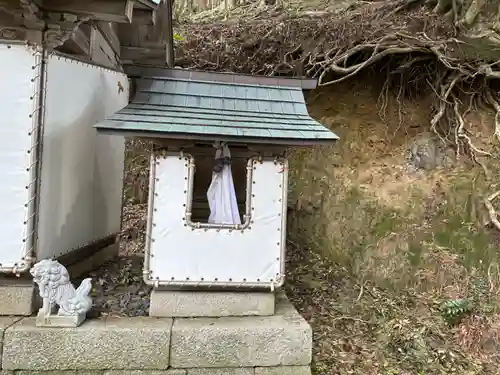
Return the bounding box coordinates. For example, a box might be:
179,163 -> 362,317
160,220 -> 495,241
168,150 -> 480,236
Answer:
123,64 -> 318,90
95,127 -> 339,146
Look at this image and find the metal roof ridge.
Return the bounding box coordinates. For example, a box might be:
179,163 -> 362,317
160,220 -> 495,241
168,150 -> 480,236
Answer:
137,76 -> 306,91
124,103 -> 312,117
124,65 -> 318,89
135,90 -> 305,104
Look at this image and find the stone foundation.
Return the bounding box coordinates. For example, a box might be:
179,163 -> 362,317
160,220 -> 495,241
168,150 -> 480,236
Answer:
1,368 -> 310,375
149,290 -> 275,317
170,296 -> 310,368
0,295 -> 311,375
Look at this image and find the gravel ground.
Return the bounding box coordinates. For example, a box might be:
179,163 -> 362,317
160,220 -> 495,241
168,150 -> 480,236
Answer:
79,255 -> 152,318
72,203 -> 152,318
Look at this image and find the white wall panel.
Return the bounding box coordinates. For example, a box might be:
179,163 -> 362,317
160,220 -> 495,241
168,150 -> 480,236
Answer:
0,43 -> 40,272
37,54 -> 128,260
148,154 -> 287,288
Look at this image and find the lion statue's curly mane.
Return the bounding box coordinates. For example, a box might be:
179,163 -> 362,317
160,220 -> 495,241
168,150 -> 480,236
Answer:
30,259 -> 92,316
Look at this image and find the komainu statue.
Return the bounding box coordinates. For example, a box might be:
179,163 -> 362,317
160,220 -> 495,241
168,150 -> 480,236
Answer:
30,259 -> 93,327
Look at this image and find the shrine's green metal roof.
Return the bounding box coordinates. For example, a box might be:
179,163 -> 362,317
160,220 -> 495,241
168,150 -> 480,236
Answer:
94,68 -> 339,145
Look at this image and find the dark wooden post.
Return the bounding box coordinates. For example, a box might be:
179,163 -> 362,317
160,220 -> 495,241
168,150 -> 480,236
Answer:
164,0 -> 174,67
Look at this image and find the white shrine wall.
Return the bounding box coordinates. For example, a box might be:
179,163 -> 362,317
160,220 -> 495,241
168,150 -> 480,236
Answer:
146,151 -> 288,289
36,53 -> 129,260
0,45 -> 129,272
0,42 -> 42,272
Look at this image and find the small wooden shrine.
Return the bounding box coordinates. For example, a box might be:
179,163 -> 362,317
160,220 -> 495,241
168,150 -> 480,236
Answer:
95,65 -> 338,316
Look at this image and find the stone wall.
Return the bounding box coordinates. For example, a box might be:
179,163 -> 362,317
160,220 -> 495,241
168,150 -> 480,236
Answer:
1,368 -> 311,375
0,295 -> 311,375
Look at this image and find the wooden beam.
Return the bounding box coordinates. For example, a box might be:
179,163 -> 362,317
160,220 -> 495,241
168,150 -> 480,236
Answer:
96,21 -> 120,55
120,45 -> 166,62
91,25 -> 120,68
0,1 -> 22,16
0,0 -> 44,29
0,7 -> 43,42
43,12 -> 92,50
89,23 -> 97,58
59,26 -> 90,55
164,0 -> 173,67
40,0 -> 134,23
132,7 -> 155,25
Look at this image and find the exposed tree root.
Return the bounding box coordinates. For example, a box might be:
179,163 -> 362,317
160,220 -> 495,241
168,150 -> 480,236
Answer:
452,97 -> 490,177
485,190 -> 500,231
176,0 -> 500,230
486,90 -> 500,142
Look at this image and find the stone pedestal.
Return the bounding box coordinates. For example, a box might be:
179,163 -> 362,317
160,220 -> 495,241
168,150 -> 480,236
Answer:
149,290 -> 275,317
36,312 -> 86,327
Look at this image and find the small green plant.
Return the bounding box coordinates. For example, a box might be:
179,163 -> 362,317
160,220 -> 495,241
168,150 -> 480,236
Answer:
173,33 -> 185,48
440,298 -> 472,325
173,33 -> 185,42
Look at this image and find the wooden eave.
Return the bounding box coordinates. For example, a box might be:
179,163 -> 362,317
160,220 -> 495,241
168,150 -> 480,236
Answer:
37,0 -> 136,23
120,45 -> 166,64
0,0 -> 44,28
61,25 -> 90,55
131,7 -> 156,25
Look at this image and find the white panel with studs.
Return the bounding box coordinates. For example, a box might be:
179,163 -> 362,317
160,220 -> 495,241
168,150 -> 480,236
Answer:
146,152 -> 287,288
0,42 -> 41,273
36,53 -> 129,260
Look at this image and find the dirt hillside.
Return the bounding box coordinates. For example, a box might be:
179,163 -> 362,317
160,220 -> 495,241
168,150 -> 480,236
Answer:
285,70 -> 500,375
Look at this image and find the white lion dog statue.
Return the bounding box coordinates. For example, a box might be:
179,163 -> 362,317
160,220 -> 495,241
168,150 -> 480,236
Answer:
30,259 -> 93,318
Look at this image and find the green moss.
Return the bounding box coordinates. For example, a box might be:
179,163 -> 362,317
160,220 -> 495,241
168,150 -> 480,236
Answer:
287,139 -> 500,296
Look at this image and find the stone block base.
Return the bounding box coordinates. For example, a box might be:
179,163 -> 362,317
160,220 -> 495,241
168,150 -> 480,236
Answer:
2,317 -> 173,370
149,290 -> 275,317
0,367 -> 310,375
1,294 -> 311,372
170,293 -> 311,367
187,367 -> 311,375
0,278 -> 35,316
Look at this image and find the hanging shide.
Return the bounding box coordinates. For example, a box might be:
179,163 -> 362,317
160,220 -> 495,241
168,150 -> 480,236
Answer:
207,142 -> 241,226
